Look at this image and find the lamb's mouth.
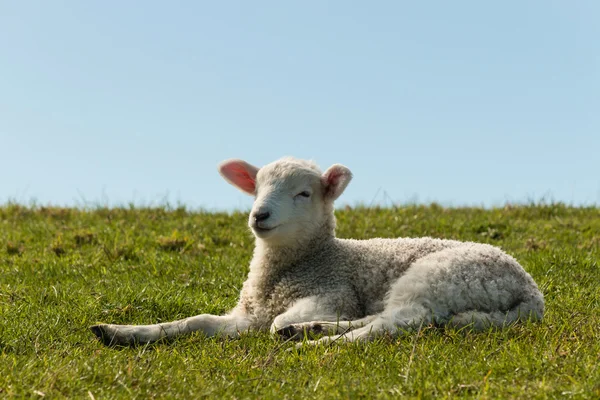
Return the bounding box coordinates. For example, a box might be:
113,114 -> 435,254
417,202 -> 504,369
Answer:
252,225 -> 279,236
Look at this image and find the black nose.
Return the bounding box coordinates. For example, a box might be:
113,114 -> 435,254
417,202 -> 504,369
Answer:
254,212 -> 270,222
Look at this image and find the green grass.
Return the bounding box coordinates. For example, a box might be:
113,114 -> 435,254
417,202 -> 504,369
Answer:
1,204 -> 599,398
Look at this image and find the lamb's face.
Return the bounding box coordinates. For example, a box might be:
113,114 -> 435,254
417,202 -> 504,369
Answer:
218,156 -> 352,247
249,161 -> 326,245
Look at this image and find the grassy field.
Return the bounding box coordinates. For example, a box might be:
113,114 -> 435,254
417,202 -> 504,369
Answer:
1,204 -> 599,398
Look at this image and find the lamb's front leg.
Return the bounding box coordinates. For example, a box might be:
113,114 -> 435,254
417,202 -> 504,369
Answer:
278,315 -> 378,340
91,313 -> 251,346
270,295 -> 364,340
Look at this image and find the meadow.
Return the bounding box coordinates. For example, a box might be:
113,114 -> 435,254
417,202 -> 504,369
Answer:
1,204 -> 599,398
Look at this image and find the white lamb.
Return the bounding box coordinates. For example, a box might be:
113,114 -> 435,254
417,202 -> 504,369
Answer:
91,157 -> 544,346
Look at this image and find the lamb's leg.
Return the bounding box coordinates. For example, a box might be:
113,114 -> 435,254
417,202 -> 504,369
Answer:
91,313 -> 251,346
269,295 -> 360,340
299,303 -> 431,346
448,295 -> 544,330
277,315 -> 378,340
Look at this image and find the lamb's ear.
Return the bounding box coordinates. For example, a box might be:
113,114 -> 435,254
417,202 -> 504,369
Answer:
321,164 -> 352,201
218,159 -> 259,195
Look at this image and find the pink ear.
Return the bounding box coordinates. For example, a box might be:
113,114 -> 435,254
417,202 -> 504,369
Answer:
218,159 -> 259,195
321,164 -> 352,201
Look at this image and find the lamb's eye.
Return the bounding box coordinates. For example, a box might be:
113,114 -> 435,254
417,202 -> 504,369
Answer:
296,191 -> 311,198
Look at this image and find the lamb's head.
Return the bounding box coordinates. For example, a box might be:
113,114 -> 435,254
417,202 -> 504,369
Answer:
218,157 -> 352,246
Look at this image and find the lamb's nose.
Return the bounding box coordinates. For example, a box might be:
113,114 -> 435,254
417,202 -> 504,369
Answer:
254,212 -> 270,222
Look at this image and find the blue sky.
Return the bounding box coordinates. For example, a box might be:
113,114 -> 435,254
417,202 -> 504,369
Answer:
1,1 -> 599,210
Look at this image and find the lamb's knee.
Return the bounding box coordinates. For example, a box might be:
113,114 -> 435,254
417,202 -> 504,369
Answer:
269,316 -> 290,335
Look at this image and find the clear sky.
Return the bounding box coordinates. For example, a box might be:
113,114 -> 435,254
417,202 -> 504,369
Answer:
1,1 -> 599,210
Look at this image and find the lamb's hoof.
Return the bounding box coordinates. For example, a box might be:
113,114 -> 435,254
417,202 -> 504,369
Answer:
277,325 -> 301,340
308,323 -> 324,334
277,323 -> 324,341
90,324 -> 120,347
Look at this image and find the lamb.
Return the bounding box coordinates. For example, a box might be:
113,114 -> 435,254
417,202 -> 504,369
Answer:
91,156 -> 544,347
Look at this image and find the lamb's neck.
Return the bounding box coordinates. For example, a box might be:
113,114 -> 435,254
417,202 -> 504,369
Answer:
250,230 -> 334,274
